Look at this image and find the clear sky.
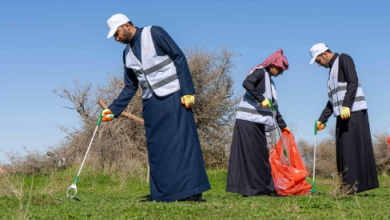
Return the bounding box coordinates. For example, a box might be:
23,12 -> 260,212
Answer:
1,0 -> 390,163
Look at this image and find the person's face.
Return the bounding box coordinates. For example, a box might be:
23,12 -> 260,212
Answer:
114,23 -> 133,44
315,52 -> 331,68
270,66 -> 285,77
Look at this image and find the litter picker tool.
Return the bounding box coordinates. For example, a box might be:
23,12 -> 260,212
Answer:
66,111 -> 114,199
310,120 -> 326,196
268,99 -> 290,166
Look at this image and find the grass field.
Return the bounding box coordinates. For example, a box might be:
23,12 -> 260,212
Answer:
1,169 -> 390,219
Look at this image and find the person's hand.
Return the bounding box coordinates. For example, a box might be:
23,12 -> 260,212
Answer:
341,107 -> 351,119
317,121 -> 326,131
282,127 -> 290,133
181,95 -> 195,108
261,99 -> 271,109
101,109 -> 115,122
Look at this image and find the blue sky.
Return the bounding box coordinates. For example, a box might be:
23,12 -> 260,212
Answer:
1,0 -> 390,163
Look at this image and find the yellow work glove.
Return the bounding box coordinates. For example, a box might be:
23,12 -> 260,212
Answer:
181,95 -> 195,109
341,107 -> 351,119
261,99 -> 271,109
317,121 -> 326,131
101,109 -> 115,122
282,127 -> 290,133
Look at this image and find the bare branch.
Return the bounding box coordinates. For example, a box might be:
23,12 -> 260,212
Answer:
97,98 -> 144,124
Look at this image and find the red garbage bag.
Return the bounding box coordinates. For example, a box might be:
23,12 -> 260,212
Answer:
387,137 -> 390,150
269,131 -> 312,196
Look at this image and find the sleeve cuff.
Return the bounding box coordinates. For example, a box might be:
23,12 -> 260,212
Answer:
318,117 -> 328,123
341,102 -> 353,109
107,104 -> 121,118
279,124 -> 287,130
255,95 -> 266,103
180,88 -> 196,97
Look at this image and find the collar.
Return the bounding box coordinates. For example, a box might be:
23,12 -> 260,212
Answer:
265,67 -> 273,78
329,53 -> 339,68
130,27 -> 142,46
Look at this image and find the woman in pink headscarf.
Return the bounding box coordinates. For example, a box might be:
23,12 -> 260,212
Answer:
226,49 -> 290,197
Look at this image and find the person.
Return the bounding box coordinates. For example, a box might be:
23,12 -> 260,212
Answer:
102,14 -> 210,202
226,49 -> 290,197
309,43 -> 379,193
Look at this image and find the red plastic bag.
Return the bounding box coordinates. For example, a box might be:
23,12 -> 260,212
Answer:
387,137 -> 390,150
269,131 -> 311,196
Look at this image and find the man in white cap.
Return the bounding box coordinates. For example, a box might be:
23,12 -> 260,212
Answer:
309,43 -> 378,193
102,14 -> 210,202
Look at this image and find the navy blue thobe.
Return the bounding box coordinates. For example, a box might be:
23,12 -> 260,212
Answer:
108,26 -> 211,202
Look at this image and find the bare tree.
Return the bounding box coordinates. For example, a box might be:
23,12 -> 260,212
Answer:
53,80 -> 94,119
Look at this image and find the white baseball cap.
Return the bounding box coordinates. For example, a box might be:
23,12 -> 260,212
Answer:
106,14 -> 130,39
309,43 -> 329,65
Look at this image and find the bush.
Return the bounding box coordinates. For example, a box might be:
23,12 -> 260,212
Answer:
186,47 -> 240,168
2,148 -> 65,175
298,137 -> 337,178
299,128 -> 390,177
45,46 -> 240,176
373,132 -> 390,175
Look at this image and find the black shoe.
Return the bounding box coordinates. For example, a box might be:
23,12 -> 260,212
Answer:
243,194 -> 266,197
255,193 -> 268,197
141,194 -> 152,199
140,197 -> 153,202
140,194 -> 154,202
268,192 -> 284,197
178,193 -> 204,202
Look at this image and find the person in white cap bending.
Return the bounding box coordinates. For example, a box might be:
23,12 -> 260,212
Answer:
309,43 -> 378,193
102,14 -> 210,202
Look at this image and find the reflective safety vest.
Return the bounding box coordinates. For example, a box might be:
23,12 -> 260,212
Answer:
236,67 -> 278,131
328,54 -> 367,117
124,26 -> 180,99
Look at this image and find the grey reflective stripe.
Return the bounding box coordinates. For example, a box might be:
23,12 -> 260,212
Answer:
237,107 -> 273,116
150,74 -> 178,89
333,96 -> 365,107
244,94 -> 258,103
243,94 -> 278,111
134,69 -> 144,77
144,58 -> 173,76
328,83 -> 361,97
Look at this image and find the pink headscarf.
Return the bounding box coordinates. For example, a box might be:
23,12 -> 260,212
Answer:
250,49 -> 289,73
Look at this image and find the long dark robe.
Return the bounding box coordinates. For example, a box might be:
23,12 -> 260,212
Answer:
143,91 -> 210,201
226,119 -> 277,196
226,68 -> 286,196
335,110 -> 379,192
108,26 -> 210,202
319,53 -> 379,193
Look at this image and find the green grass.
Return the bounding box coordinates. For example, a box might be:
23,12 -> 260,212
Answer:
1,170 -> 390,219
